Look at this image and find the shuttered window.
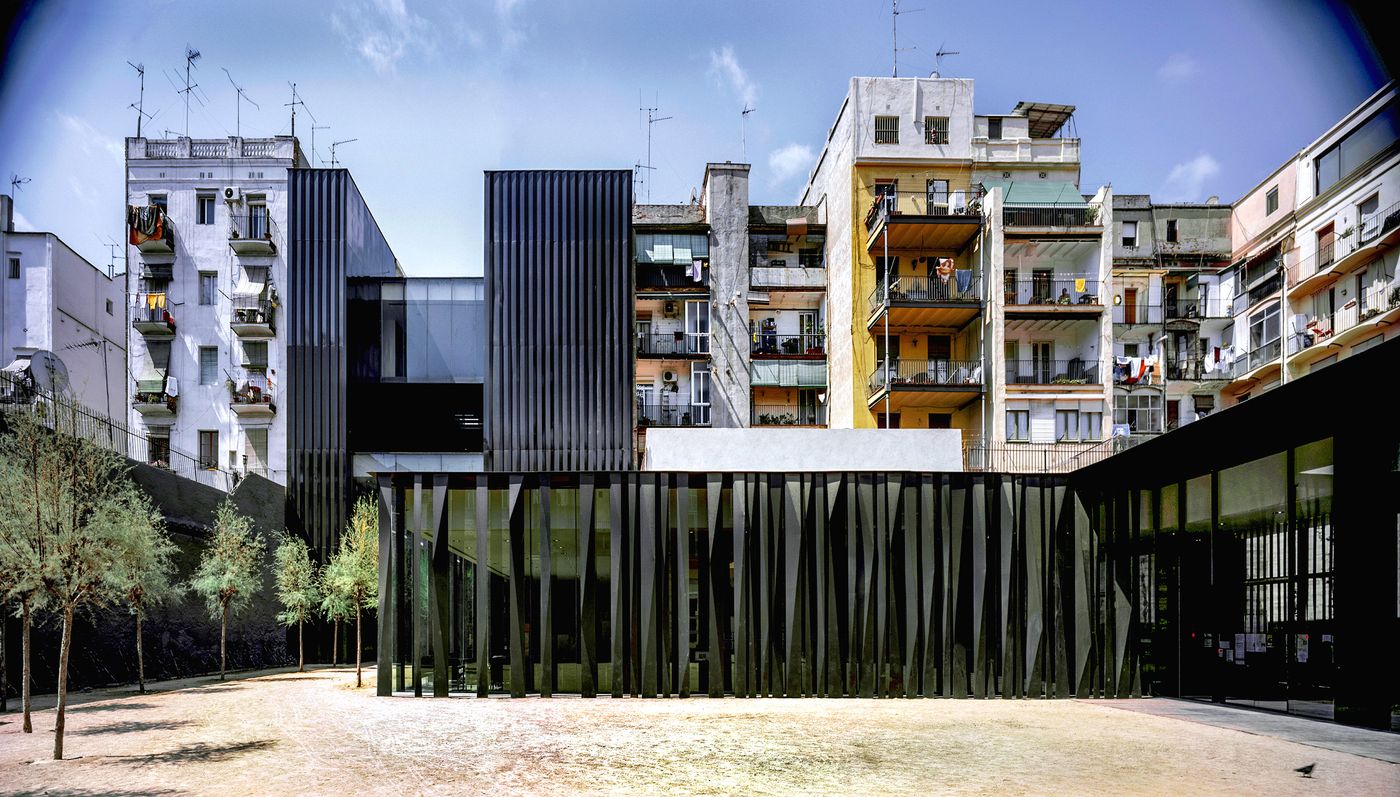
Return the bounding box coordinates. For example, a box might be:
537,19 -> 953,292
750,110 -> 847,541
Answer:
199,346 -> 218,385
874,116 -> 899,144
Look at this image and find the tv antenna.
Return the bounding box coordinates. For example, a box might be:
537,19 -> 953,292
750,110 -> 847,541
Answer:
310,124 -> 330,166
284,82 -> 316,140
95,234 -> 122,278
741,104 -> 756,161
180,46 -> 201,137
329,138 -> 357,167
126,61 -> 153,138
891,0 -> 923,78
632,161 -> 655,205
639,96 -> 672,203
933,44 -> 960,76
9,174 -> 31,197
222,68 -> 260,138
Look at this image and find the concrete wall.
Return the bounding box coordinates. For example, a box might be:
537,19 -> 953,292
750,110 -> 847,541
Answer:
702,163 -> 752,428
850,77 -> 976,162
642,427 -> 962,471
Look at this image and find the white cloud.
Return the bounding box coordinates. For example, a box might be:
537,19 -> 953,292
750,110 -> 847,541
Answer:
708,46 -> 757,108
496,0 -> 528,48
12,209 -> 34,232
332,0 -> 433,73
56,112 -> 122,164
1161,153 -> 1221,201
768,143 -> 814,186
1157,52 -> 1199,84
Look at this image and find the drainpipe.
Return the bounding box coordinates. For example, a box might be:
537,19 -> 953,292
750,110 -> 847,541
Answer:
1278,255 -> 1288,386
883,200 -> 891,426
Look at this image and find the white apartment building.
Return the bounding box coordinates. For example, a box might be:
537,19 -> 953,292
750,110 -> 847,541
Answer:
800,76 -> 1112,467
125,136 -> 307,485
1,194 -> 127,417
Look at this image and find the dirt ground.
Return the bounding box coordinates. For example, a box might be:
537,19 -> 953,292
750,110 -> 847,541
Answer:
1,668 -> 1396,796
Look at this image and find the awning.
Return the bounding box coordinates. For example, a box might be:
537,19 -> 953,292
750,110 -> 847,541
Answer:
1011,102 -> 1076,138
750,361 -> 827,388
979,180 -> 1088,206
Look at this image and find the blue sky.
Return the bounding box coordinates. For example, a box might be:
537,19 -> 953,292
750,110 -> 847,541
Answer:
0,0 -> 1387,276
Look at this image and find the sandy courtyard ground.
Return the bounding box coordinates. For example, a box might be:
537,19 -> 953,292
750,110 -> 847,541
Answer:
1,667 -> 1396,796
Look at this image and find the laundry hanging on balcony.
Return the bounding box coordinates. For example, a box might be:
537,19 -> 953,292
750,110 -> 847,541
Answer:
1114,355 -> 1155,385
127,204 -> 166,245
690,259 -> 704,282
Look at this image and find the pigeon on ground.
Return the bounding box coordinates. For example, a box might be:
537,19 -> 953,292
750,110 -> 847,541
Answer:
1295,763 -> 1316,778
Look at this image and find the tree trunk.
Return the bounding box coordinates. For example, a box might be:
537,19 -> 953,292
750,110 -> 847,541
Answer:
331,619 -> 339,667
136,607 -> 146,694
355,603 -> 363,688
297,618 -> 304,673
21,597 -> 32,734
220,602 -> 228,681
1,599 -> 7,714
54,606 -> 74,760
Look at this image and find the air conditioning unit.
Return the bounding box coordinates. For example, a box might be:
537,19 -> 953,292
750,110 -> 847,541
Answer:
663,301 -> 677,317
223,186 -> 242,202
662,370 -> 678,383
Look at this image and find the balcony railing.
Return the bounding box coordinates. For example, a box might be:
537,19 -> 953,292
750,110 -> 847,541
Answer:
751,404 -> 827,426
1295,279 -> 1399,353
132,295 -> 176,334
1111,303 -> 1162,325
1232,272 -> 1282,316
864,186 -> 985,234
636,333 -> 710,357
231,293 -> 276,333
1164,297 -> 1231,321
1242,340 -> 1282,373
1349,199 -> 1400,251
1002,203 -> 1099,229
868,273 -> 982,315
962,438 -> 1130,474
636,403 -> 710,427
1003,276 -> 1101,307
132,377 -> 177,415
228,211 -> 278,255
230,374 -> 276,411
1005,359 -> 1100,385
1289,241 -> 1336,286
750,333 -> 826,357
870,359 -> 983,393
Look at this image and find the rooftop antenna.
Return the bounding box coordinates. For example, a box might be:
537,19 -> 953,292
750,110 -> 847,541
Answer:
222,68 -> 259,138
329,138 -> 357,168
311,124 -> 330,166
639,95 -> 672,203
9,174 -> 31,198
933,44 -> 960,77
741,104 -> 756,161
126,61 -> 153,138
632,161 -> 655,205
95,235 -> 122,278
891,0 -> 923,78
180,46 -> 201,137
284,82 -> 316,141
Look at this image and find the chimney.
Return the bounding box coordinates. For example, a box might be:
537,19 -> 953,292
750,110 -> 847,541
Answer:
1,193 -> 12,232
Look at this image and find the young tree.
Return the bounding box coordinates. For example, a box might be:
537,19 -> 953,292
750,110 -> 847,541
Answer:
273,533 -> 319,672
189,500 -> 264,682
0,412 -> 53,735
323,495 -> 379,688
109,494 -> 182,694
320,560 -> 354,667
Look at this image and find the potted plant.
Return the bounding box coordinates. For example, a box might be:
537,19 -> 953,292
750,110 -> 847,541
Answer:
1389,286 -> 1400,310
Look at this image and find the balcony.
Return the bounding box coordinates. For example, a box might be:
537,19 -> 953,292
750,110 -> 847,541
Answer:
750,254 -> 826,291
864,188 -> 984,252
1289,202 -> 1400,299
230,375 -> 276,416
1232,272 -> 1282,316
1002,202 -> 1101,234
1165,355 -> 1232,382
971,137 -> 1080,165
636,333 -> 709,359
132,378 -> 177,417
1289,280 -> 1400,365
1164,298 -> 1231,324
1111,303 -> 1163,326
751,332 -> 825,359
1225,340 -> 1283,390
132,296 -> 176,337
127,205 -> 173,254
868,273 -> 982,330
1003,276 -> 1102,319
636,403 -> 709,428
868,358 -> 983,411
751,404 -> 827,427
1005,359 -> 1100,387
228,211 -> 278,256
231,294 -> 276,337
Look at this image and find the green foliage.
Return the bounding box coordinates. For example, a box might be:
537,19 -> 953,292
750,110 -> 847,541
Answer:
273,533 -> 320,627
321,495 -> 379,616
107,491 -> 183,616
189,500 -> 264,620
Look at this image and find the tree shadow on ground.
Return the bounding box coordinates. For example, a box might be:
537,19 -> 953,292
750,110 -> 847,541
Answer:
265,676 -> 327,682
111,739 -> 279,767
68,702 -> 159,714
71,719 -> 196,736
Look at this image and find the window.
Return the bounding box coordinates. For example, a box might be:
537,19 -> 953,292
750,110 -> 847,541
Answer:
7,257 -> 17,279
1358,194 -> 1380,241
242,340 -> 268,369
1122,343 -> 1140,358
1249,301 -> 1281,353
1265,186 -> 1278,215
1121,220 -> 1138,248
1114,393 -> 1162,433
924,115 -> 949,145
926,179 -> 949,212
106,299 -> 113,315
877,412 -> 901,429
987,117 -> 1002,140
148,431 -> 170,467
1166,219 -> 1178,243
247,196 -> 268,239
199,346 -> 218,385
1006,409 -> 1029,441
197,194 -> 215,225
199,272 -> 217,305
244,429 -> 269,475
874,115 -> 899,145
198,431 -> 218,470
1314,98 -> 1399,194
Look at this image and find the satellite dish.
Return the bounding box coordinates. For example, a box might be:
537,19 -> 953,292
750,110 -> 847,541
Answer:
26,350 -> 72,397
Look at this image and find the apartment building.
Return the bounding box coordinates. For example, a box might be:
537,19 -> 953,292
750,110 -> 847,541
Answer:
125,136 -> 306,485
632,163 -> 826,460
1284,83 -> 1399,378
800,77 -> 1112,466
1110,195 -> 1232,433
